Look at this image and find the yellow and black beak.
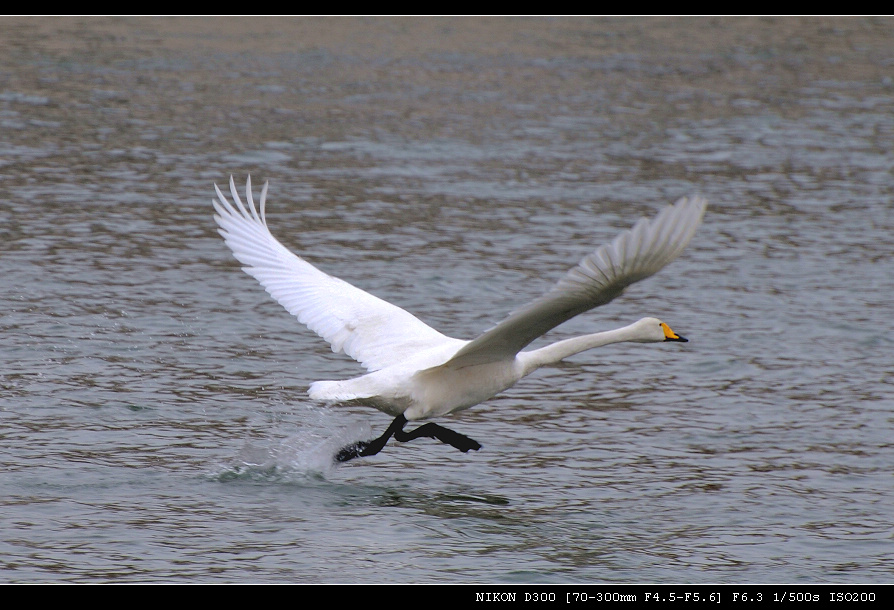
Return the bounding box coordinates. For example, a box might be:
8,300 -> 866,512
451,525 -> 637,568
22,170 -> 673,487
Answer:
661,322 -> 688,343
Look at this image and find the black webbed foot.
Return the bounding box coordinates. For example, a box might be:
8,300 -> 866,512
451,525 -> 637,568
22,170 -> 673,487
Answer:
334,414 -> 408,463
334,440 -> 371,463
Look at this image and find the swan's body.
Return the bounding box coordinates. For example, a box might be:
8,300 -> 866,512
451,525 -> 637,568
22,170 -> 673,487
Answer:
307,317 -> 679,422
213,177 -> 706,460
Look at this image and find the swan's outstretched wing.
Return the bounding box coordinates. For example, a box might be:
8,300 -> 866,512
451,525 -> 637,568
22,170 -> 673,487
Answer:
213,176 -> 456,372
444,195 -> 707,369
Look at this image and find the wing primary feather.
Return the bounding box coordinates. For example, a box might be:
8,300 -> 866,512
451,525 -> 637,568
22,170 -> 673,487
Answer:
213,177 -> 460,372
443,195 -> 705,368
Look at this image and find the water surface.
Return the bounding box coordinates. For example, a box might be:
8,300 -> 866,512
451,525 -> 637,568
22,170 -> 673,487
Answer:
1,17 -> 892,583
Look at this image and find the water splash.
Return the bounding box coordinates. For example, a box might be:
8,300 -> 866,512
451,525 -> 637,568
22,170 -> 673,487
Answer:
209,416 -> 373,482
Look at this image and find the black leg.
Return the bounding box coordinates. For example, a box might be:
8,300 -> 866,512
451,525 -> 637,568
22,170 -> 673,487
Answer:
395,423 -> 482,453
334,414 -> 482,463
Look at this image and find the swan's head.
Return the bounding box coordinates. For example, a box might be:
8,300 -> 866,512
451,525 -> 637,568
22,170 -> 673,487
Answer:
632,317 -> 688,343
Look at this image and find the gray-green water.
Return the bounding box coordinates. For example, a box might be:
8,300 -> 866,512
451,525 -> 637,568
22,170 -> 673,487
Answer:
1,17 -> 892,583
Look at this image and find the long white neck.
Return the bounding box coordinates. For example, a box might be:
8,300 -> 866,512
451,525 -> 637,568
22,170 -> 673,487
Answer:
517,322 -> 648,376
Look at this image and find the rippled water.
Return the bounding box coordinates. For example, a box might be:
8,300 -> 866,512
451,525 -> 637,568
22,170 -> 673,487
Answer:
1,17 -> 893,583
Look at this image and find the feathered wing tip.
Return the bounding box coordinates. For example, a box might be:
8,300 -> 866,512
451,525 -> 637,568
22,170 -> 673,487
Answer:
557,194 -> 707,299
212,175 -> 269,230
211,176 -> 460,373
443,194 -> 707,368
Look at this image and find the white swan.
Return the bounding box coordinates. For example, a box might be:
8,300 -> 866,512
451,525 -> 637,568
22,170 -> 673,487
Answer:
212,176 -> 706,461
